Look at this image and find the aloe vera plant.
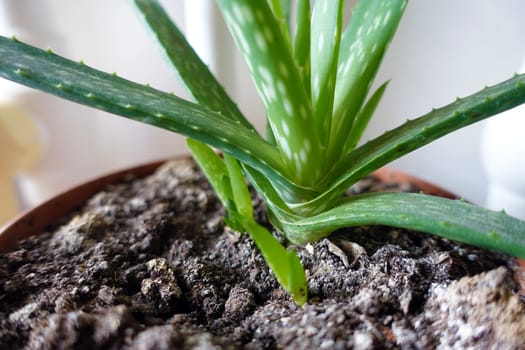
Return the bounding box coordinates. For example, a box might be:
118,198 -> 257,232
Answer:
1,0 -> 525,305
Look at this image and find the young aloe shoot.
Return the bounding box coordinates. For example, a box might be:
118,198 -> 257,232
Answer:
1,0 -> 525,305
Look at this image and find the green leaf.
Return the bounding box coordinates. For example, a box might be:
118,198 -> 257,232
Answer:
0,35 -> 306,198
133,0 -> 254,131
242,218 -> 307,305
329,74 -> 525,192
243,165 -> 299,222
286,249 -> 307,304
216,0 -> 323,186
224,155 -> 253,218
328,0 -> 407,165
282,192 -> 525,259
190,143 -> 307,305
344,81 -> 389,153
310,0 -> 344,146
293,0 -> 311,94
288,74 -> 525,217
136,0 -> 258,222
267,0 -> 292,41
186,139 -> 232,207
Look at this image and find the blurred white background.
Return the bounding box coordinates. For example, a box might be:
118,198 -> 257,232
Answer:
1,0 -> 524,220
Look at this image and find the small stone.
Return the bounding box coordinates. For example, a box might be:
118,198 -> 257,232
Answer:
140,278 -> 181,303
3,280 -> 16,292
223,287 -> 255,322
305,244 -> 314,255
353,331 -> 376,349
97,261 -> 109,271
140,258 -> 181,312
467,253 -> 478,261
8,302 -> 40,325
129,197 -> 147,211
399,289 -> 413,315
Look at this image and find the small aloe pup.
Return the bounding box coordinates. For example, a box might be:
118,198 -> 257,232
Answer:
1,0 -> 525,305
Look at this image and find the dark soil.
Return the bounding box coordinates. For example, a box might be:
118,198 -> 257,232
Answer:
1,159 -> 524,349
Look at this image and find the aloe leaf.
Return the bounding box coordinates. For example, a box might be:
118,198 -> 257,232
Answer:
243,165 -> 299,221
136,0 -> 254,219
134,0 -> 254,131
268,0 -> 292,40
330,74 -> 525,191
286,249 -> 307,304
0,35 -> 290,185
283,192 -> 525,259
188,144 -> 253,233
224,155 -> 253,218
293,0 -> 311,94
242,218 -> 307,305
344,81 -> 389,153
329,0 -> 407,164
196,149 -> 307,306
189,147 -> 308,305
216,0 -> 323,186
310,0 -> 344,146
186,139 -> 232,207
284,74 -> 525,216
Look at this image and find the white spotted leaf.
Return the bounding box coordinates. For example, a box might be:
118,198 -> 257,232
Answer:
328,0 -> 407,164
310,0 -> 344,146
216,0 -> 323,186
292,0 -> 311,93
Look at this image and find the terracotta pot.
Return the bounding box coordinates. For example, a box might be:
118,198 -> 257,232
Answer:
1,160 -> 523,292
